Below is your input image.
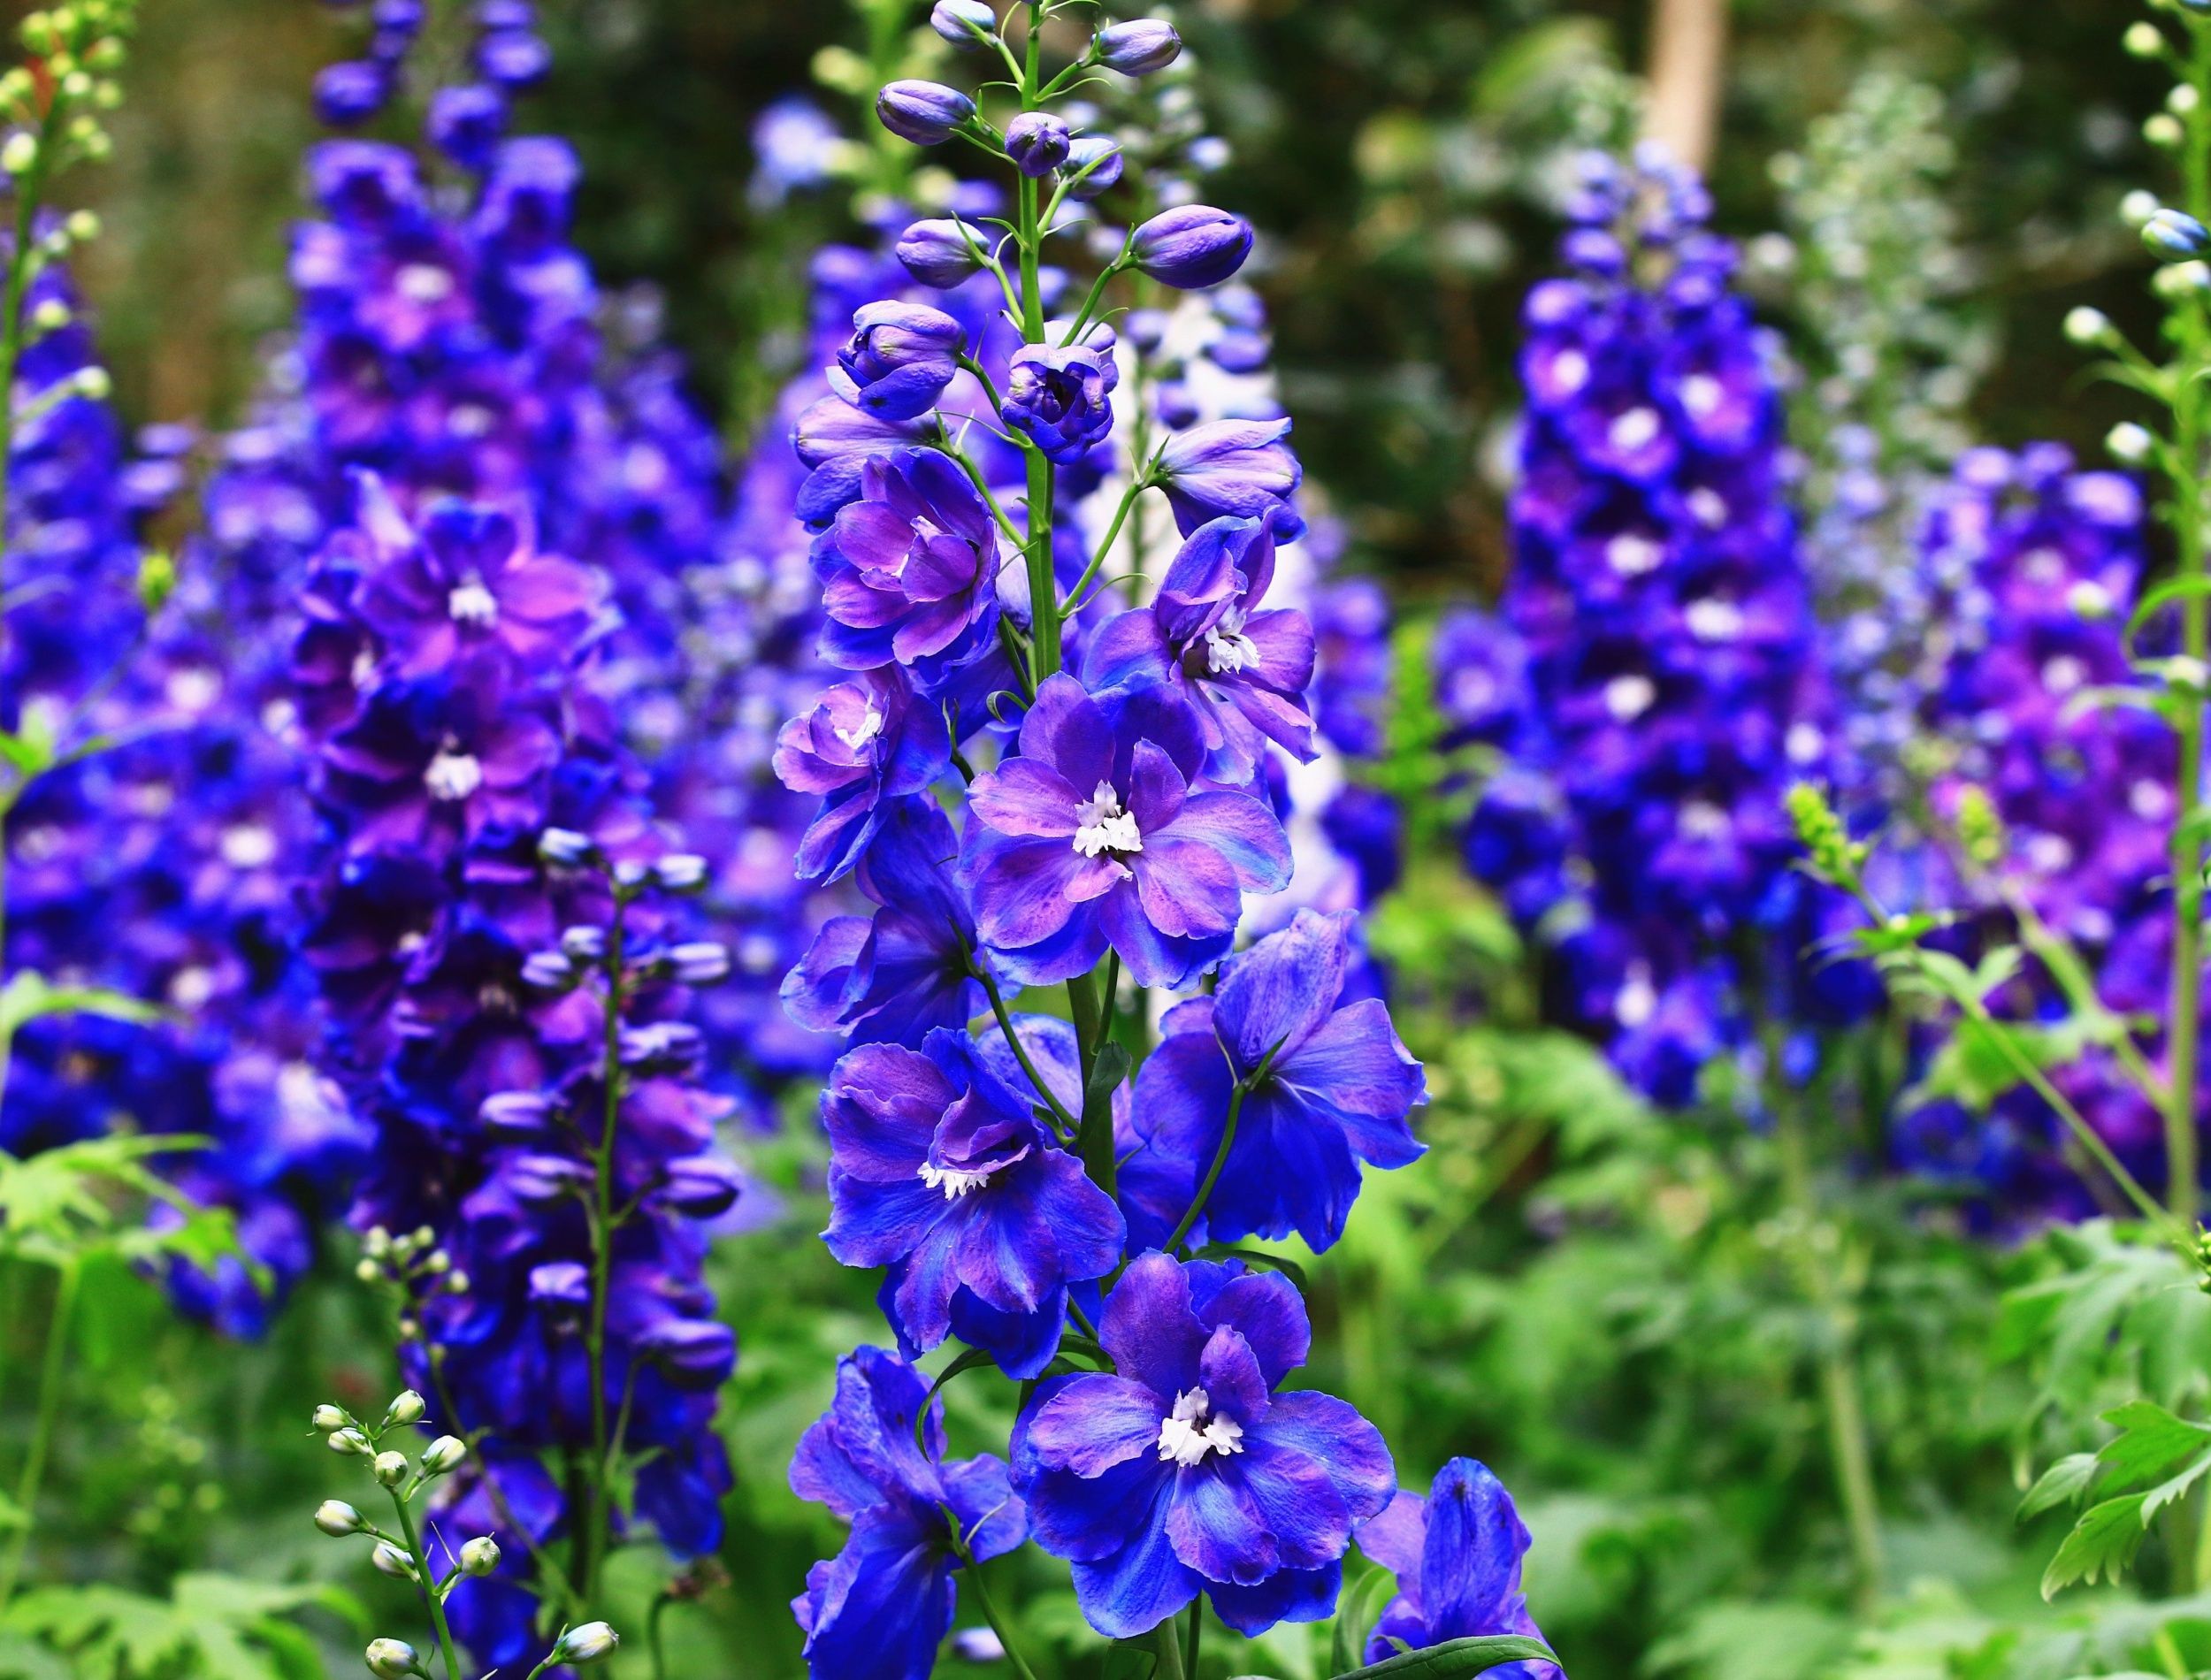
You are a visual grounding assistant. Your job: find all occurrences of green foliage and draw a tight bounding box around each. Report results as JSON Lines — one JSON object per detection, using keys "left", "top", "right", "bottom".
{"left": 0, "top": 1575, "right": 357, "bottom": 1680}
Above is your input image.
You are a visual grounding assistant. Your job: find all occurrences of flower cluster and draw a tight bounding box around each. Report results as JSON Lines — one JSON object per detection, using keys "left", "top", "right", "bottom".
{"left": 1894, "top": 446, "right": 2169, "bottom": 1210}
{"left": 1446, "top": 147, "right": 1856, "bottom": 1106}
{"left": 295, "top": 473, "right": 740, "bottom": 1673}
{"left": 775, "top": 9, "right": 1555, "bottom": 1676}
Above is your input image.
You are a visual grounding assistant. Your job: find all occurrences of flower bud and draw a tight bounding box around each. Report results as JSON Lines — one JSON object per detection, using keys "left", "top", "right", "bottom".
{"left": 1004, "top": 111, "right": 1071, "bottom": 178}
{"left": 876, "top": 80, "right": 975, "bottom": 147}
{"left": 458, "top": 1536, "right": 501, "bottom": 1577}
{"left": 73, "top": 366, "right": 110, "bottom": 401}
{"left": 136, "top": 549, "right": 177, "bottom": 613}
{"left": 364, "top": 1638, "right": 425, "bottom": 1680}
{"left": 669, "top": 942, "right": 732, "bottom": 986}
{"left": 652, "top": 853, "right": 709, "bottom": 891}
{"left": 479, "top": 1090, "right": 554, "bottom": 1135}
{"left": 660, "top": 1153, "right": 745, "bottom": 1218}
{"left": 560, "top": 924, "right": 608, "bottom": 960}
{"left": 312, "top": 1404, "right": 350, "bottom": 1433}
{"left": 1131, "top": 204, "right": 1253, "bottom": 289}
{"left": 329, "top": 1427, "right": 372, "bottom": 1456}
{"left": 2146, "top": 112, "right": 2186, "bottom": 149}
{"left": 422, "top": 1435, "right": 468, "bottom": 1475}
{"left": 2126, "top": 20, "right": 2166, "bottom": 55}
{"left": 929, "top": 0, "right": 995, "bottom": 48}
{"left": 371, "top": 1451, "right": 409, "bottom": 1487}
{"left": 520, "top": 948, "right": 579, "bottom": 990}
{"left": 1095, "top": 19, "right": 1181, "bottom": 74}
{"left": 895, "top": 217, "right": 984, "bottom": 287}
{"left": 552, "top": 1623, "right": 620, "bottom": 1665}
{"left": 2108, "top": 421, "right": 2157, "bottom": 465}
{"left": 382, "top": 1390, "right": 426, "bottom": 1428}
{"left": 2144, "top": 207, "right": 2211, "bottom": 261}
{"left": 2063, "top": 306, "right": 2115, "bottom": 347}
{"left": 315, "top": 1500, "right": 369, "bottom": 1537}
{"left": 538, "top": 827, "right": 598, "bottom": 867}
{"left": 371, "top": 1541, "right": 418, "bottom": 1581}
{"left": 1062, "top": 135, "right": 1122, "bottom": 199}
{"left": 2122, "top": 188, "right": 2162, "bottom": 227}
{"left": 2157, "top": 259, "right": 2211, "bottom": 297}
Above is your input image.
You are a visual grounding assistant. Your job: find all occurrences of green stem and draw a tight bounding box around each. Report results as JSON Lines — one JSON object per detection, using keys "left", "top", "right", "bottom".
{"left": 1164, "top": 1080, "right": 1247, "bottom": 1255}
{"left": 972, "top": 961, "right": 1079, "bottom": 1137}
{"left": 1772, "top": 1096, "right": 1883, "bottom": 1612}
{"left": 391, "top": 1489, "right": 466, "bottom": 1680}
{"left": 1061, "top": 477, "right": 1148, "bottom": 622}
{"left": 949, "top": 1537, "right": 1040, "bottom": 1680}
{"left": 0, "top": 1256, "right": 75, "bottom": 1611}
{"left": 1182, "top": 1598, "right": 1202, "bottom": 1677}
{"left": 581, "top": 896, "right": 630, "bottom": 1602}
{"left": 647, "top": 1591, "right": 675, "bottom": 1680}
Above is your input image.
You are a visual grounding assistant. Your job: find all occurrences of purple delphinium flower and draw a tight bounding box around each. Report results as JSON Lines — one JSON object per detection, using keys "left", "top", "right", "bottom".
{"left": 1004, "top": 335, "right": 1117, "bottom": 464}
{"left": 838, "top": 302, "right": 968, "bottom": 422}
{"left": 1014, "top": 1252, "right": 1395, "bottom": 1638}
{"left": 792, "top": 1348, "right": 1027, "bottom": 1680}
{"left": 960, "top": 674, "right": 1292, "bottom": 989}
{"left": 811, "top": 447, "right": 1000, "bottom": 675}
{"left": 1131, "top": 205, "right": 1254, "bottom": 289}
{"left": 783, "top": 797, "right": 987, "bottom": 1048}
{"left": 1085, "top": 514, "right": 1316, "bottom": 782}
{"left": 773, "top": 669, "right": 952, "bottom": 882}
{"left": 1154, "top": 418, "right": 1304, "bottom": 539}
{"left": 1119, "top": 908, "right": 1424, "bottom": 1251}
{"left": 822, "top": 1021, "right": 1124, "bottom": 1377}
{"left": 1358, "top": 1458, "right": 1561, "bottom": 1677}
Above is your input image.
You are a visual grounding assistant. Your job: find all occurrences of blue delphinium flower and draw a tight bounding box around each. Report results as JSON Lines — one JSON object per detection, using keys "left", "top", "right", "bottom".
{"left": 1014, "top": 1252, "right": 1395, "bottom": 1638}
{"left": 1358, "top": 1458, "right": 1562, "bottom": 1678}
{"left": 822, "top": 1021, "right": 1123, "bottom": 1377}
{"left": 1450, "top": 147, "right": 1848, "bottom": 1106}
{"left": 791, "top": 1348, "right": 1027, "bottom": 1680}
{"left": 1119, "top": 908, "right": 1425, "bottom": 1251}
{"left": 959, "top": 673, "right": 1292, "bottom": 989}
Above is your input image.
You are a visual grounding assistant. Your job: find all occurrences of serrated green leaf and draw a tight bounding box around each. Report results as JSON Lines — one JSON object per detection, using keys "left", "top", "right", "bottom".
{"left": 2042, "top": 1493, "right": 2151, "bottom": 1599}
{"left": 1327, "top": 1636, "right": 1561, "bottom": 1679}
{"left": 2019, "top": 1452, "right": 2099, "bottom": 1521}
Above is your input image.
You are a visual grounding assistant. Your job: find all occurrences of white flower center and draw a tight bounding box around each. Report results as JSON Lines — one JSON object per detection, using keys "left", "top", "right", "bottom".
{"left": 1679, "top": 799, "right": 1731, "bottom": 840}
{"left": 1685, "top": 599, "right": 1743, "bottom": 641}
{"left": 396, "top": 263, "right": 455, "bottom": 303}
{"left": 425, "top": 745, "right": 484, "bottom": 802}
{"left": 1073, "top": 781, "right": 1143, "bottom": 858}
{"left": 1549, "top": 347, "right": 1589, "bottom": 395}
{"left": 1609, "top": 406, "right": 1662, "bottom": 453}
{"left": 1606, "top": 533, "right": 1663, "bottom": 577}
{"left": 2041, "top": 655, "right": 2087, "bottom": 695}
{"left": 1203, "top": 622, "right": 1261, "bottom": 675}
{"left": 2025, "top": 832, "right": 2074, "bottom": 874}
{"left": 1155, "top": 1387, "right": 1244, "bottom": 1468}
{"left": 1615, "top": 969, "right": 1656, "bottom": 1028}
{"left": 919, "top": 1162, "right": 995, "bottom": 1200}
{"left": 220, "top": 823, "right": 279, "bottom": 868}
{"left": 1603, "top": 674, "right": 1656, "bottom": 722}
{"left": 448, "top": 576, "right": 499, "bottom": 626}
{"left": 1679, "top": 373, "right": 1724, "bottom": 417}
{"left": 1687, "top": 486, "right": 1729, "bottom": 529}
{"left": 833, "top": 703, "right": 885, "bottom": 753}
{"left": 1786, "top": 722, "right": 1825, "bottom": 764}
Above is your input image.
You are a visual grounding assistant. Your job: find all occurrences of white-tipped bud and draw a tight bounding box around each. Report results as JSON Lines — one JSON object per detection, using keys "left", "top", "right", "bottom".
{"left": 383, "top": 1390, "right": 426, "bottom": 1428}
{"left": 329, "top": 1427, "right": 372, "bottom": 1456}
{"left": 62, "top": 209, "right": 96, "bottom": 243}
{"left": 421, "top": 1435, "right": 467, "bottom": 1475}
{"left": 72, "top": 366, "right": 109, "bottom": 401}
{"left": 2147, "top": 112, "right": 2186, "bottom": 149}
{"left": 2173, "top": 82, "right": 2202, "bottom": 116}
{"left": 355, "top": 1258, "right": 381, "bottom": 1284}
{"left": 553, "top": 1623, "right": 620, "bottom": 1665}
{"left": 2156, "top": 259, "right": 2211, "bottom": 297}
{"left": 314, "top": 1500, "right": 368, "bottom": 1537}
{"left": 445, "top": 1271, "right": 471, "bottom": 1295}
{"left": 458, "top": 1536, "right": 501, "bottom": 1577}
{"left": 28, "top": 298, "right": 66, "bottom": 333}
{"left": 2128, "top": 20, "right": 2168, "bottom": 55}
{"left": 364, "top": 1638, "right": 424, "bottom": 1680}
{"left": 371, "top": 1451, "right": 409, "bottom": 1488}
{"left": 2064, "top": 306, "right": 2115, "bottom": 347}
{"left": 311, "top": 1404, "right": 349, "bottom": 1433}
{"left": 1, "top": 133, "right": 37, "bottom": 176}
{"left": 2108, "top": 420, "right": 2157, "bottom": 465}
{"left": 2123, "top": 188, "right": 2163, "bottom": 227}
{"left": 364, "top": 1226, "right": 392, "bottom": 1256}
{"left": 371, "top": 1541, "right": 418, "bottom": 1581}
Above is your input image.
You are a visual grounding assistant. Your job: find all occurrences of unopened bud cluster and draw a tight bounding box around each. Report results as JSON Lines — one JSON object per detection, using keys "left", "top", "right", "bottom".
{"left": 1786, "top": 783, "right": 1866, "bottom": 889}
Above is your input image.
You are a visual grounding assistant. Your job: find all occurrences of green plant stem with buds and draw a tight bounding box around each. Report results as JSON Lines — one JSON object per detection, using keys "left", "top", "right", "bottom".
{"left": 388, "top": 1485, "right": 464, "bottom": 1680}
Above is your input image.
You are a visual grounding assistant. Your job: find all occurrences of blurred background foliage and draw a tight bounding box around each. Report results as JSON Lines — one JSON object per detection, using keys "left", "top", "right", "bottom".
{"left": 8, "top": 2, "right": 2211, "bottom": 1678}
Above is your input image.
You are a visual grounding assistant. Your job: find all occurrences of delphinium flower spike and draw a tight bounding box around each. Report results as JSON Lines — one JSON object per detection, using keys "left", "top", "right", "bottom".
{"left": 770, "top": 5, "right": 1563, "bottom": 1677}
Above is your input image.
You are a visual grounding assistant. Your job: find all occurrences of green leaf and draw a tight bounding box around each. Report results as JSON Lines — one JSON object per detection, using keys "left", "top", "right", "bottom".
{"left": 2092, "top": 1401, "right": 2211, "bottom": 1517}
{"left": 2125, "top": 571, "right": 2211, "bottom": 653}
{"left": 1327, "top": 1636, "right": 1562, "bottom": 1678}
{"left": 1197, "top": 1245, "right": 1310, "bottom": 1293}
{"left": 0, "top": 730, "right": 48, "bottom": 779}
{"left": 2018, "top": 1452, "right": 2099, "bottom": 1521}
{"left": 1105, "top": 1640, "right": 1161, "bottom": 1680}
{"left": 0, "top": 971, "right": 164, "bottom": 1039}
{"left": 2041, "top": 1493, "right": 2152, "bottom": 1599}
